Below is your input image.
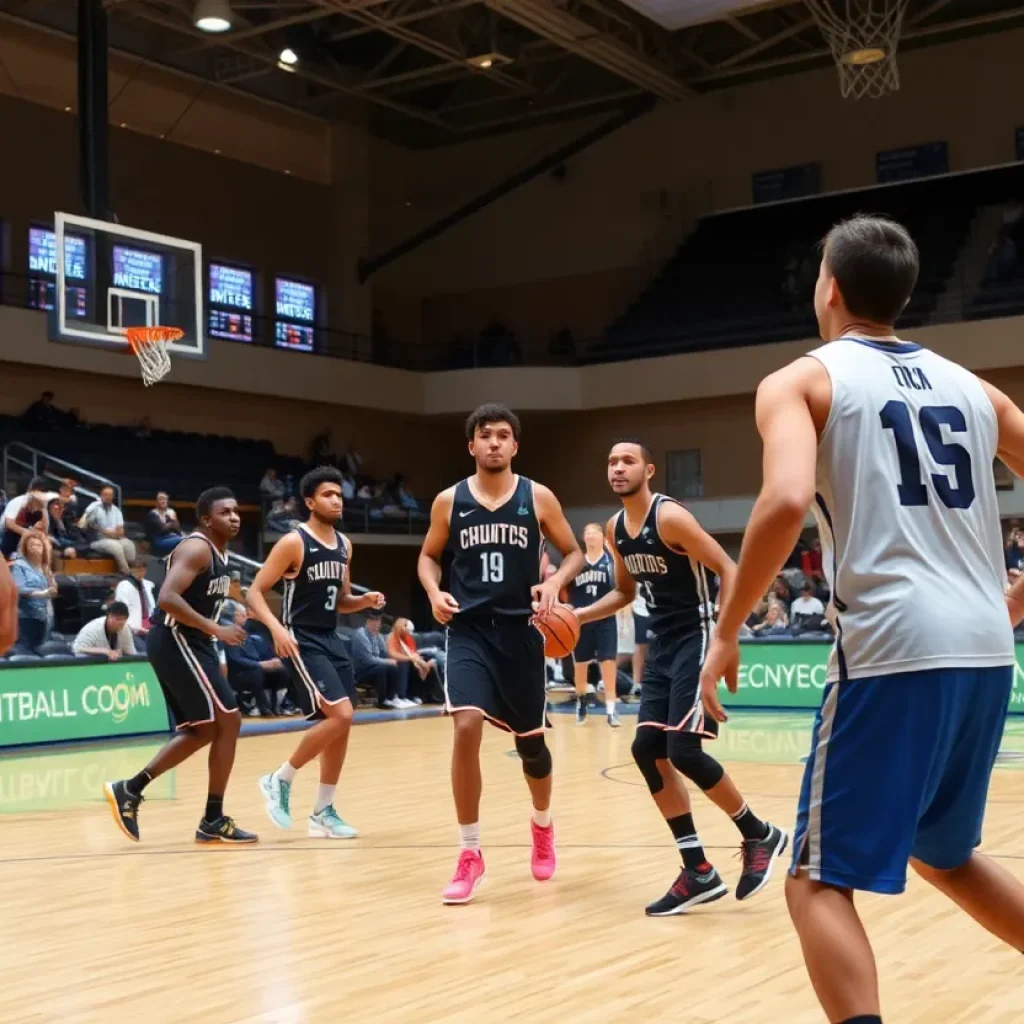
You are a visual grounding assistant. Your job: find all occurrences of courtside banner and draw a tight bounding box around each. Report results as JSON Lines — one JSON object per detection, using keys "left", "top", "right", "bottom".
{"left": 0, "top": 660, "right": 171, "bottom": 747}
{"left": 724, "top": 641, "right": 1024, "bottom": 714}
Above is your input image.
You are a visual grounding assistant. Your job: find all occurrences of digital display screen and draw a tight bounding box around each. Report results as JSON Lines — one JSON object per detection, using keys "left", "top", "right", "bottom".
{"left": 112, "top": 246, "right": 163, "bottom": 295}
{"left": 274, "top": 321, "right": 314, "bottom": 353}
{"left": 208, "top": 264, "right": 254, "bottom": 343}
{"left": 275, "top": 278, "right": 315, "bottom": 322}
{"left": 27, "top": 228, "right": 88, "bottom": 316}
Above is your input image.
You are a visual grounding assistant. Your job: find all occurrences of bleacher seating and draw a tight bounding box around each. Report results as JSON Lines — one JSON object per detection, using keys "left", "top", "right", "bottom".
{"left": 593, "top": 163, "right": 1024, "bottom": 364}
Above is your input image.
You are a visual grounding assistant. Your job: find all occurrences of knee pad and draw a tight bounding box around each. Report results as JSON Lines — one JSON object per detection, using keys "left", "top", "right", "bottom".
{"left": 631, "top": 726, "right": 668, "bottom": 794}
{"left": 515, "top": 734, "right": 552, "bottom": 779}
{"left": 668, "top": 733, "right": 725, "bottom": 792}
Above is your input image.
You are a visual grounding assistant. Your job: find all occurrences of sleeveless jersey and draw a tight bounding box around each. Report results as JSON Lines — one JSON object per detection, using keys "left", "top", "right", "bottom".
{"left": 152, "top": 533, "right": 231, "bottom": 646}
{"left": 282, "top": 526, "right": 349, "bottom": 631}
{"left": 569, "top": 551, "right": 614, "bottom": 609}
{"left": 810, "top": 335, "right": 1013, "bottom": 682}
{"left": 613, "top": 494, "right": 709, "bottom": 641}
{"left": 444, "top": 475, "right": 543, "bottom": 619}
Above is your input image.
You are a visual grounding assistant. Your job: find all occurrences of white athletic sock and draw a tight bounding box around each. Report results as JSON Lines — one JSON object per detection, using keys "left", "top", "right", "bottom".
{"left": 730, "top": 802, "right": 748, "bottom": 820}
{"left": 459, "top": 822, "right": 480, "bottom": 851}
{"left": 314, "top": 783, "right": 336, "bottom": 814}
{"left": 275, "top": 761, "right": 298, "bottom": 784}
{"left": 532, "top": 807, "right": 552, "bottom": 828}
{"left": 606, "top": 699, "right": 616, "bottom": 714}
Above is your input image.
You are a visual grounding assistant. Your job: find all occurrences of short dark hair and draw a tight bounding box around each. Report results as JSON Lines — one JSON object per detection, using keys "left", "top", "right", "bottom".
{"left": 156, "top": 490, "right": 168, "bottom": 499}
{"left": 99, "top": 484, "right": 115, "bottom": 495}
{"left": 196, "top": 486, "right": 235, "bottom": 519}
{"left": 611, "top": 438, "right": 654, "bottom": 464}
{"left": 107, "top": 601, "right": 130, "bottom": 618}
{"left": 822, "top": 215, "right": 919, "bottom": 326}
{"left": 465, "top": 403, "right": 520, "bottom": 441}
{"left": 300, "top": 465, "right": 344, "bottom": 500}
{"left": 28, "top": 476, "right": 49, "bottom": 492}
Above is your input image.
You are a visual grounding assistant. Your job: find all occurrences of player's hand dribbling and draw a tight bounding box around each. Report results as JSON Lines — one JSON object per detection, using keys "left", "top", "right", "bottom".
{"left": 430, "top": 590, "right": 460, "bottom": 625}
{"left": 214, "top": 622, "right": 247, "bottom": 647}
{"left": 699, "top": 632, "right": 740, "bottom": 723}
{"left": 363, "top": 591, "right": 386, "bottom": 611}
{"left": 530, "top": 579, "right": 561, "bottom": 619}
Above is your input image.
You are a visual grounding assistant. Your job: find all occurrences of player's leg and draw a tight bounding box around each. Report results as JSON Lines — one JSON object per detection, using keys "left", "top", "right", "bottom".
{"left": 599, "top": 660, "right": 620, "bottom": 727}
{"left": 307, "top": 654, "right": 359, "bottom": 838}
{"left": 196, "top": 700, "right": 258, "bottom": 843}
{"left": 908, "top": 666, "right": 1024, "bottom": 951}
{"left": 573, "top": 658, "right": 589, "bottom": 724}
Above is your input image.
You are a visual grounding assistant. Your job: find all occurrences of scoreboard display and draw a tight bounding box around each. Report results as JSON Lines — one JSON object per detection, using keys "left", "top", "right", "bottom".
{"left": 28, "top": 227, "right": 88, "bottom": 317}
{"left": 208, "top": 263, "right": 254, "bottom": 343}
{"left": 274, "top": 277, "right": 315, "bottom": 352}
{"left": 112, "top": 246, "right": 164, "bottom": 295}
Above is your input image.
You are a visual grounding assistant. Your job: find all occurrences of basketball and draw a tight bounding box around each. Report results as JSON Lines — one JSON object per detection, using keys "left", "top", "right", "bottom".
{"left": 536, "top": 604, "right": 580, "bottom": 658}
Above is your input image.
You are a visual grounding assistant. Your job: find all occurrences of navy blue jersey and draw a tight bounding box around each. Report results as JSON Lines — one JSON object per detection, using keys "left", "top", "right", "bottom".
{"left": 282, "top": 526, "right": 349, "bottom": 631}
{"left": 152, "top": 533, "right": 231, "bottom": 647}
{"left": 443, "top": 475, "right": 543, "bottom": 619}
{"left": 613, "top": 494, "right": 708, "bottom": 639}
{"left": 568, "top": 550, "right": 614, "bottom": 609}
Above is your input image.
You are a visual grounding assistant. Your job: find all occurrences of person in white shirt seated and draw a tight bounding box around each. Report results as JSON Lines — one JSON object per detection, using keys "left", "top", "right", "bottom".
{"left": 789, "top": 581, "right": 828, "bottom": 635}
{"left": 73, "top": 601, "right": 135, "bottom": 660}
{"left": 115, "top": 559, "right": 158, "bottom": 654}
{"left": 78, "top": 485, "right": 135, "bottom": 573}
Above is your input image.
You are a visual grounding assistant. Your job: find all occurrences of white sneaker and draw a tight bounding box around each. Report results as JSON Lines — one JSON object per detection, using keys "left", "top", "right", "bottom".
{"left": 383, "top": 698, "right": 400, "bottom": 709}
{"left": 411, "top": 697, "right": 423, "bottom": 706}
{"left": 398, "top": 697, "right": 416, "bottom": 709}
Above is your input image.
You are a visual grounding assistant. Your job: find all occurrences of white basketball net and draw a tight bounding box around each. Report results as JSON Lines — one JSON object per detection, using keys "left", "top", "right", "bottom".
{"left": 125, "top": 328, "right": 176, "bottom": 386}
{"left": 806, "top": 0, "right": 911, "bottom": 100}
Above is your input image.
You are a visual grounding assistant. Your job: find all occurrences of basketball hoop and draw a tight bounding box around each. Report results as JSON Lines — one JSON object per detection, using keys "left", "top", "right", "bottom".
{"left": 123, "top": 326, "right": 179, "bottom": 386}
{"left": 806, "top": 0, "right": 911, "bottom": 100}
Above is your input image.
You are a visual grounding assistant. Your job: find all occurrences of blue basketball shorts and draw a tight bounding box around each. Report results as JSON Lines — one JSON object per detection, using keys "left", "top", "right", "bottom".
{"left": 790, "top": 665, "right": 1012, "bottom": 895}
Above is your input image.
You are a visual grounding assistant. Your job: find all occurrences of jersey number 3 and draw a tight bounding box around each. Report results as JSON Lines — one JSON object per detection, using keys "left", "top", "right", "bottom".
{"left": 879, "top": 401, "right": 975, "bottom": 509}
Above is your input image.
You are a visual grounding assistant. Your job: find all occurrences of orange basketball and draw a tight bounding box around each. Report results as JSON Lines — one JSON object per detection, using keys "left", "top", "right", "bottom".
{"left": 536, "top": 604, "right": 580, "bottom": 658}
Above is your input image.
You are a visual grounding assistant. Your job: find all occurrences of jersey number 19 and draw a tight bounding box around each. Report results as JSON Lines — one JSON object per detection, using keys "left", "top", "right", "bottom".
{"left": 480, "top": 552, "right": 504, "bottom": 583}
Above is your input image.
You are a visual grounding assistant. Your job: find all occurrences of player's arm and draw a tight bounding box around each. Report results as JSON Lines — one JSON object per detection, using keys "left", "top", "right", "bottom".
{"left": 716, "top": 362, "right": 819, "bottom": 640}
{"left": 0, "top": 558, "right": 18, "bottom": 654}
{"left": 576, "top": 517, "right": 635, "bottom": 625}
{"left": 658, "top": 501, "right": 736, "bottom": 614}
{"left": 336, "top": 535, "right": 385, "bottom": 614}
{"left": 417, "top": 488, "right": 460, "bottom": 624}
{"left": 533, "top": 484, "right": 585, "bottom": 615}
{"left": 246, "top": 531, "right": 304, "bottom": 658}
{"left": 158, "top": 538, "right": 245, "bottom": 646}
{"left": 980, "top": 378, "right": 1024, "bottom": 480}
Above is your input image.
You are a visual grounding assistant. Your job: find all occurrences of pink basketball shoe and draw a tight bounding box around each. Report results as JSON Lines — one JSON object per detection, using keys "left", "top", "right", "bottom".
{"left": 530, "top": 820, "right": 556, "bottom": 881}
{"left": 442, "top": 849, "right": 486, "bottom": 904}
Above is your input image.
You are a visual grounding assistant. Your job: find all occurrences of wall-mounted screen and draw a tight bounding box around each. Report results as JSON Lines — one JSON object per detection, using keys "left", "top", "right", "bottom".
{"left": 112, "top": 246, "right": 164, "bottom": 295}
{"left": 274, "top": 277, "right": 315, "bottom": 352}
{"left": 208, "top": 263, "right": 254, "bottom": 343}
{"left": 27, "top": 227, "right": 88, "bottom": 316}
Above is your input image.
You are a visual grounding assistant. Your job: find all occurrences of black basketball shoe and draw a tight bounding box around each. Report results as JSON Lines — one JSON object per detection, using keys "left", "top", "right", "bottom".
{"left": 575, "top": 696, "right": 587, "bottom": 725}
{"left": 736, "top": 823, "right": 789, "bottom": 901}
{"left": 104, "top": 779, "right": 143, "bottom": 842}
{"left": 645, "top": 866, "right": 728, "bottom": 916}
{"left": 195, "top": 816, "right": 259, "bottom": 845}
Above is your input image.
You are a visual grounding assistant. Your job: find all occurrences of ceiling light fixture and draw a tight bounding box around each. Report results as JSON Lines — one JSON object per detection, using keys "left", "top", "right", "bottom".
{"left": 279, "top": 48, "right": 298, "bottom": 66}
{"left": 194, "top": 0, "right": 232, "bottom": 33}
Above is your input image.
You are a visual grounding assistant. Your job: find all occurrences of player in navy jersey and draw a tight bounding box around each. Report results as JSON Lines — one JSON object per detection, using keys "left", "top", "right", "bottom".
{"left": 247, "top": 466, "right": 385, "bottom": 839}
{"left": 104, "top": 487, "right": 258, "bottom": 845}
{"left": 576, "top": 442, "right": 785, "bottom": 915}
{"left": 703, "top": 215, "right": 1024, "bottom": 1023}
{"left": 418, "top": 403, "right": 584, "bottom": 904}
{"left": 565, "top": 522, "right": 620, "bottom": 727}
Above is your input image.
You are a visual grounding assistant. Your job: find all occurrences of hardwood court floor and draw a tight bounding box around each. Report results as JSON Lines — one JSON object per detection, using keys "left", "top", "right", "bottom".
{"left": 2, "top": 711, "right": 1024, "bottom": 1024}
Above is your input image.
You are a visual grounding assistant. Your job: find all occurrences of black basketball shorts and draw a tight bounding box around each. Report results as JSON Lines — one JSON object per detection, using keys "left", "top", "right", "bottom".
{"left": 637, "top": 626, "right": 717, "bottom": 739}
{"left": 285, "top": 626, "right": 357, "bottom": 720}
{"left": 444, "top": 616, "right": 548, "bottom": 737}
{"left": 147, "top": 623, "right": 238, "bottom": 729}
{"left": 574, "top": 619, "right": 617, "bottom": 665}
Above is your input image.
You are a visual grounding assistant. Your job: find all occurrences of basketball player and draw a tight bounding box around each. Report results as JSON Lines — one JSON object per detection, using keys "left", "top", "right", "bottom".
{"left": 565, "top": 523, "right": 620, "bottom": 727}
{"left": 702, "top": 215, "right": 1024, "bottom": 1024}
{"left": 417, "top": 403, "right": 584, "bottom": 904}
{"left": 104, "top": 487, "right": 257, "bottom": 844}
{"left": 247, "top": 466, "right": 385, "bottom": 839}
{"left": 576, "top": 442, "right": 786, "bottom": 915}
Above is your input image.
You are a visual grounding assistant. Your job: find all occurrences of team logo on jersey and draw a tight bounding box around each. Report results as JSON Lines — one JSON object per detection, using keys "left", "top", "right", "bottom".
{"left": 517, "top": 505, "right": 529, "bottom": 516}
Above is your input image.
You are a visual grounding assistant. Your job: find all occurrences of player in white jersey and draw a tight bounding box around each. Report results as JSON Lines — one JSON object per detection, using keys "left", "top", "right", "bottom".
{"left": 701, "top": 215, "right": 1024, "bottom": 1024}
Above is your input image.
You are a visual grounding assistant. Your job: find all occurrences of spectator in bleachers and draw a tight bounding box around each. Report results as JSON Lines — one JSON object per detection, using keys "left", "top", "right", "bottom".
{"left": 72, "top": 601, "right": 134, "bottom": 659}
{"left": 1006, "top": 527, "right": 1024, "bottom": 577}
{"left": 2, "top": 478, "right": 50, "bottom": 560}
{"left": 393, "top": 475, "right": 420, "bottom": 513}
{"left": 265, "top": 497, "right": 300, "bottom": 536}
{"left": 145, "top": 491, "right": 184, "bottom": 556}
{"left": 800, "top": 537, "right": 825, "bottom": 584}
{"left": 341, "top": 471, "right": 356, "bottom": 501}
{"left": 47, "top": 498, "right": 87, "bottom": 563}
{"left": 220, "top": 603, "right": 291, "bottom": 716}
{"left": 21, "top": 391, "right": 60, "bottom": 432}
{"left": 352, "top": 609, "right": 412, "bottom": 709}
{"left": 259, "top": 468, "right": 285, "bottom": 503}
{"left": 11, "top": 532, "right": 55, "bottom": 653}
{"left": 387, "top": 617, "right": 442, "bottom": 705}
{"left": 79, "top": 485, "right": 135, "bottom": 573}
{"left": 770, "top": 575, "right": 794, "bottom": 612}
{"left": 57, "top": 479, "right": 80, "bottom": 523}
{"left": 751, "top": 602, "right": 789, "bottom": 637}
{"left": 115, "top": 559, "right": 157, "bottom": 654}
{"left": 790, "top": 582, "right": 828, "bottom": 635}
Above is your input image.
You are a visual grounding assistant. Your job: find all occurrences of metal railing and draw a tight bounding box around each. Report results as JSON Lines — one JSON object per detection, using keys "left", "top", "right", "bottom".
{"left": 2, "top": 441, "right": 122, "bottom": 507}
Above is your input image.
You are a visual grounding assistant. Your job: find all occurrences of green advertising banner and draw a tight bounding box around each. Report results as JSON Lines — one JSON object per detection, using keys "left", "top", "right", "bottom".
{"left": 0, "top": 660, "right": 171, "bottom": 747}
{"left": 726, "top": 642, "right": 1024, "bottom": 714}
